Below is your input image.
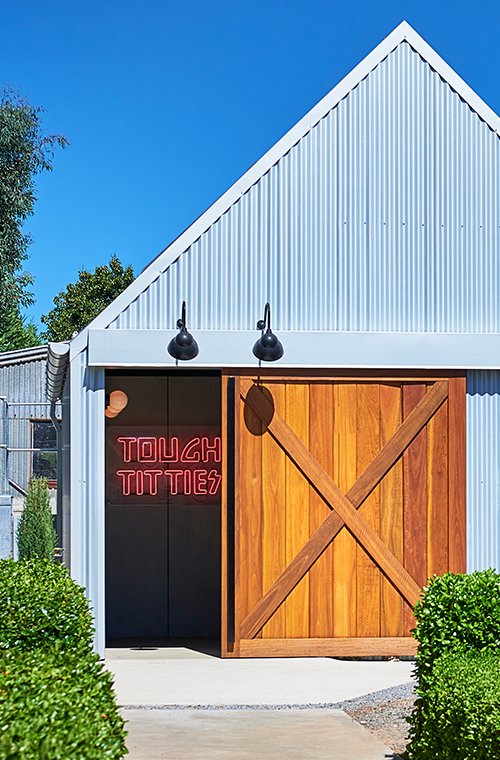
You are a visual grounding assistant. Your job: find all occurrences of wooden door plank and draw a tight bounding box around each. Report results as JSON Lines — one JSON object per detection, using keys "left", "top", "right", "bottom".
{"left": 448, "top": 375, "right": 466, "bottom": 573}
{"left": 356, "top": 384, "right": 381, "bottom": 638}
{"left": 221, "top": 375, "right": 228, "bottom": 653}
{"left": 427, "top": 398, "right": 449, "bottom": 578}
{"left": 333, "top": 383, "right": 357, "bottom": 637}
{"left": 233, "top": 376, "right": 241, "bottom": 655}
{"left": 239, "top": 379, "right": 263, "bottom": 638}
{"left": 347, "top": 381, "right": 448, "bottom": 507}
{"left": 380, "top": 383, "right": 404, "bottom": 638}
{"left": 403, "top": 384, "right": 428, "bottom": 634}
{"left": 309, "top": 384, "right": 334, "bottom": 638}
{"left": 239, "top": 380, "right": 425, "bottom": 639}
{"left": 239, "top": 637, "right": 418, "bottom": 658}
{"left": 261, "top": 382, "right": 287, "bottom": 638}
{"left": 285, "top": 383, "right": 310, "bottom": 638}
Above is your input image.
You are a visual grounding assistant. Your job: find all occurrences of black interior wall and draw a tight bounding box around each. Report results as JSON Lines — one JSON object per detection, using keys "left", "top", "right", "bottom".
{"left": 105, "top": 371, "right": 221, "bottom": 640}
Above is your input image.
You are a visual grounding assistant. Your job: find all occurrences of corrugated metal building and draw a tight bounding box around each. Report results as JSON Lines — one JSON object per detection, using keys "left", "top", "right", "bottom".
{"left": 61, "top": 22, "right": 500, "bottom": 657}
{"left": 0, "top": 346, "right": 59, "bottom": 558}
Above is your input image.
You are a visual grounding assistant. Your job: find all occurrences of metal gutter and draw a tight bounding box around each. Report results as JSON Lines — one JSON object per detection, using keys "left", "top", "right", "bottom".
{"left": 46, "top": 343, "right": 70, "bottom": 403}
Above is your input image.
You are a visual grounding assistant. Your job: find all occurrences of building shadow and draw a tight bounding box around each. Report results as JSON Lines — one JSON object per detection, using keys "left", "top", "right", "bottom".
{"left": 106, "top": 636, "right": 221, "bottom": 658}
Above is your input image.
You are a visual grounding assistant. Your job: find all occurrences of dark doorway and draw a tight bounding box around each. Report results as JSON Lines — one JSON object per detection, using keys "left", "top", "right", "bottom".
{"left": 105, "top": 371, "right": 221, "bottom": 643}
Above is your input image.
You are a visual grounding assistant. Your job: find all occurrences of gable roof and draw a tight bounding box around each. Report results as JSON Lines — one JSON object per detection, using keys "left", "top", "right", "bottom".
{"left": 72, "top": 21, "right": 500, "bottom": 356}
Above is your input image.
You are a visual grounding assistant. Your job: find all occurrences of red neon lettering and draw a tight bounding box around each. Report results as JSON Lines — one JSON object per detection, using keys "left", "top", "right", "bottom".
{"left": 117, "top": 470, "right": 135, "bottom": 495}
{"left": 118, "top": 437, "right": 136, "bottom": 462}
{"left": 159, "top": 436, "right": 179, "bottom": 462}
{"left": 136, "top": 470, "right": 144, "bottom": 495}
{"left": 193, "top": 469, "right": 208, "bottom": 494}
{"left": 137, "top": 437, "right": 157, "bottom": 462}
{"left": 144, "top": 470, "right": 163, "bottom": 496}
{"left": 184, "top": 470, "right": 192, "bottom": 495}
{"left": 164, "top": 470, "right": 183, "bottom": 495}
{"left": 207, "top": 469, "right": 222, "bottom": 495}
{"left": 201, "top": 437, "right": 221, "bottom": 463}
{"left": 180, "top": 437, "right": 201, "bottom": 462}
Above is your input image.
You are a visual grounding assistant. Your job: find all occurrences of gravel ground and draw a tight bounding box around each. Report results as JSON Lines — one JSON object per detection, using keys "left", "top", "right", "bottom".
{"left": 334, "top": 681, "right": 416, "bottom": 757}
{"left": 122, "top": 681, "right": 417, "bottom": 757}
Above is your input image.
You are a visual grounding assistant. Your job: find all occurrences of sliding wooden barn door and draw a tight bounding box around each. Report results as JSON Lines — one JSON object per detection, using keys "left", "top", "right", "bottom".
{"left": 221, "top": 373, "right": 466, "bottom": 658}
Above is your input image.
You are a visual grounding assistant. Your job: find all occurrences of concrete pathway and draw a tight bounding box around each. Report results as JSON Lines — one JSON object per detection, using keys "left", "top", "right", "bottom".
{"left": 107, "top": 646, "right": 412, "bottom": 758}
{"left": 121, "top": 708, "right": 399, "bottom": 760}
{"left": 106, "top": 647, "right": 414, "bottom": 706}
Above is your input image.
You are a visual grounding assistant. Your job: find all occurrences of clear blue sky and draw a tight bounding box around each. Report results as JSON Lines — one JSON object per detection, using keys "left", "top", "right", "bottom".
{"left": 2, "top": 0, "right": 500, "bottom": 328}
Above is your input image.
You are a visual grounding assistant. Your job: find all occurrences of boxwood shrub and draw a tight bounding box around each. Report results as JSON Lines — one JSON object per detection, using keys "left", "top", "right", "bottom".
{"left": 0, "top": 558, "right": 94, "bottom": 652}
{"left": 406, "top": 651, "right": 500, "bottom": 760}
{"left": 0, "top": 645, "right": 127, "bottom": 760}
{"left": 412, "top": 569, "right": 500, "bottom": 688}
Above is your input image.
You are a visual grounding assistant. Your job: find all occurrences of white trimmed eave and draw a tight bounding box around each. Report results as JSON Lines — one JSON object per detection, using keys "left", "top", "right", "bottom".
{"left": 87, "top": 329, "right": 500, "bottom": 370}
{"left": 71, "top": 20, "right": 500, "bottom": 362}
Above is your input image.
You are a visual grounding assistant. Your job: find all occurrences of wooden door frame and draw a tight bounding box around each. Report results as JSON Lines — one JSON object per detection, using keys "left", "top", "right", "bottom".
{"left": 221, "top": 369, "right": 466, "bottom": 658}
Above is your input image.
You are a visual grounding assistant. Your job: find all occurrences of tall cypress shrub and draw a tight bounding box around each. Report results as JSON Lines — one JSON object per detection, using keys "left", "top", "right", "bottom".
{"left": 16, "top": 477, "right": 56, "bottom": 560}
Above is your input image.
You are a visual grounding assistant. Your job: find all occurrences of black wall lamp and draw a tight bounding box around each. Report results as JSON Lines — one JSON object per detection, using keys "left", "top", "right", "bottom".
{"left": 167, "top": 301, "right": 199, "bottom": 361}
{"left": 252, "top": 302, "right": 284, "bottom": 362}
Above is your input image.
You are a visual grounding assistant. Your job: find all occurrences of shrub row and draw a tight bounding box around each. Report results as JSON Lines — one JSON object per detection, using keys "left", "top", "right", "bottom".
{"left": 0, "top": 558, "right": 94, "bottom": 652}
{"left": 412, "top": 569, "right": 500, "bottom": 689}
{"left": 407, "top": 651, "right": 500, "bottom": 760}
{"left": 407, "top": 570, "right": 500, "bottom": 759}
{"left": 0, "top": 646, "right": 127, "bottom": 760}
{"left": 0, "top": 558, "right": 128, "bottom": 760}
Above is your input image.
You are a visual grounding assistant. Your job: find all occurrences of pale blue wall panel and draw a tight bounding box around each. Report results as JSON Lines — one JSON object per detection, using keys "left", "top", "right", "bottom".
{"left": 467, "top": 371, "right": 500, "bottom": 572}
{"left": 69, "top": 353, "right": 105, "bottom": 655}
{"left": 110, "top": 41, "right": 500, "bottom": 334}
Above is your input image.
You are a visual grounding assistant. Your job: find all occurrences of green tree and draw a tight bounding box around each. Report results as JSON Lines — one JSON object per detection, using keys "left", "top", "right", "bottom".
{"left": 41, "top": 255, "right": 135, "bottom": 341}
{"left": 0, "top": 84, "right": 68, "bottom": 318}
{"left": 17, "top": 477, "right": 57, "bottom": 561}
{"left": 0, "top": 307, "right": 40, "bottom": 352}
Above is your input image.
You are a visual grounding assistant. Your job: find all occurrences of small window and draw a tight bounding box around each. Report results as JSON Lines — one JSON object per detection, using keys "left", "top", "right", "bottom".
{"left": 32, "top": 421, "right": 57, "bottom": 482}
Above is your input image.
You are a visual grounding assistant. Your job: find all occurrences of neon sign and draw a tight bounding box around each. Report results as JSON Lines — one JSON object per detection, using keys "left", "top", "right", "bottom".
{"left": 106, "top": 427, "right": 222, "bottom": 505}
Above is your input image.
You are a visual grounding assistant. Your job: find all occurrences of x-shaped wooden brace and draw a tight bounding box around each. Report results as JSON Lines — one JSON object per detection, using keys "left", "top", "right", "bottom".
{"left": 239, "top": 377, "right": 449, "bottom": 639}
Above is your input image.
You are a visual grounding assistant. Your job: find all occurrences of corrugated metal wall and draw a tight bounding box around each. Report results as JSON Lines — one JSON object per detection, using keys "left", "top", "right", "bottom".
{"left": 110, "top": 40, "right": 500, "bottom": 334}
{"left": 0, "top": 351, "right": 58, "bottom": 496}
{"left": 467, "top": 371, "right": 500, "bottom": 573}
{"left": 69, "top": 351, "right": 105, "bottom": 655}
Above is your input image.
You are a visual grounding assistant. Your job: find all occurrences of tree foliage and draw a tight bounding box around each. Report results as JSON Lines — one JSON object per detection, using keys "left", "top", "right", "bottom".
{"left": 41, "top": 255, "right": 135, "bottom": 341}
{"left": 0, "top": 84, "right": 68, "bottom": 317}
{"left": 0, "top": 308, "right": 40, "bottom": 352}
{"left": 17, "top": 478, "right": 57, "bottom": 561}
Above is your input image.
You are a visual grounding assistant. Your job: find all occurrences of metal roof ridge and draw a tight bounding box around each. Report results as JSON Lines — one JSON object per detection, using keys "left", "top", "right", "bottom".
{"left": 70, "top": 20, "right": 500, "bottom": 358}
{"left": 0, "top": 344, "right": 48, "bottom": 366}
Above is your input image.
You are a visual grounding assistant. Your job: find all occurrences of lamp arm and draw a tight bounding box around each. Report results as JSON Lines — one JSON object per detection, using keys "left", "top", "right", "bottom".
{"left": 177, "top": 300, "right": 187, "bottom": 330}
{"left": 256, "top": 302, "right": 271, "bottom": 331}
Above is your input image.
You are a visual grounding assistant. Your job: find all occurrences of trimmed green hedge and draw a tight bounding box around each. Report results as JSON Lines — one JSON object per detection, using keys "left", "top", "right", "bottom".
{"left": 406, "top": 570, "right": 500, "bottom": 759}
{"left": 406, "top": 651, "right": 500, "bottom": 760}
{"left": 412, "top": 569, "right": 500, "bottom": 688}
{"left": 0, "top": 559, "right": 94, "bottom": 652}
{"left": 0, "top": 645, "right": 128, "bottom": 760}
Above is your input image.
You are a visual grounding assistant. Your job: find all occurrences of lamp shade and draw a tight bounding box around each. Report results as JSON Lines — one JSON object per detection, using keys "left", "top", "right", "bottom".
{"left": 108, "top": 390, "right": 128, "bottom": 413}
{"left": 252, "top": 329, "right": 284, "bottom": 362}
{"left": 167, "top": 328, "right": 199, "bottom": 361}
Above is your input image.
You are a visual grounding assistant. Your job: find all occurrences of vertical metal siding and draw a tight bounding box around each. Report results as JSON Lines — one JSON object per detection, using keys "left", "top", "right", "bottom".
{"left": 467, "top": 371, "right": 500, "bottom": 573}
{"left": 0, "top": 356, "right": 50, "bottom": 418}
{"left": 109, "top": 41, "right": 500, "bottom": 334}
{"left": 0, "top": 355, "right": 58, "bottom": 496}
{"left": 70, "top": 352, "right": 105, "bottom": 656}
